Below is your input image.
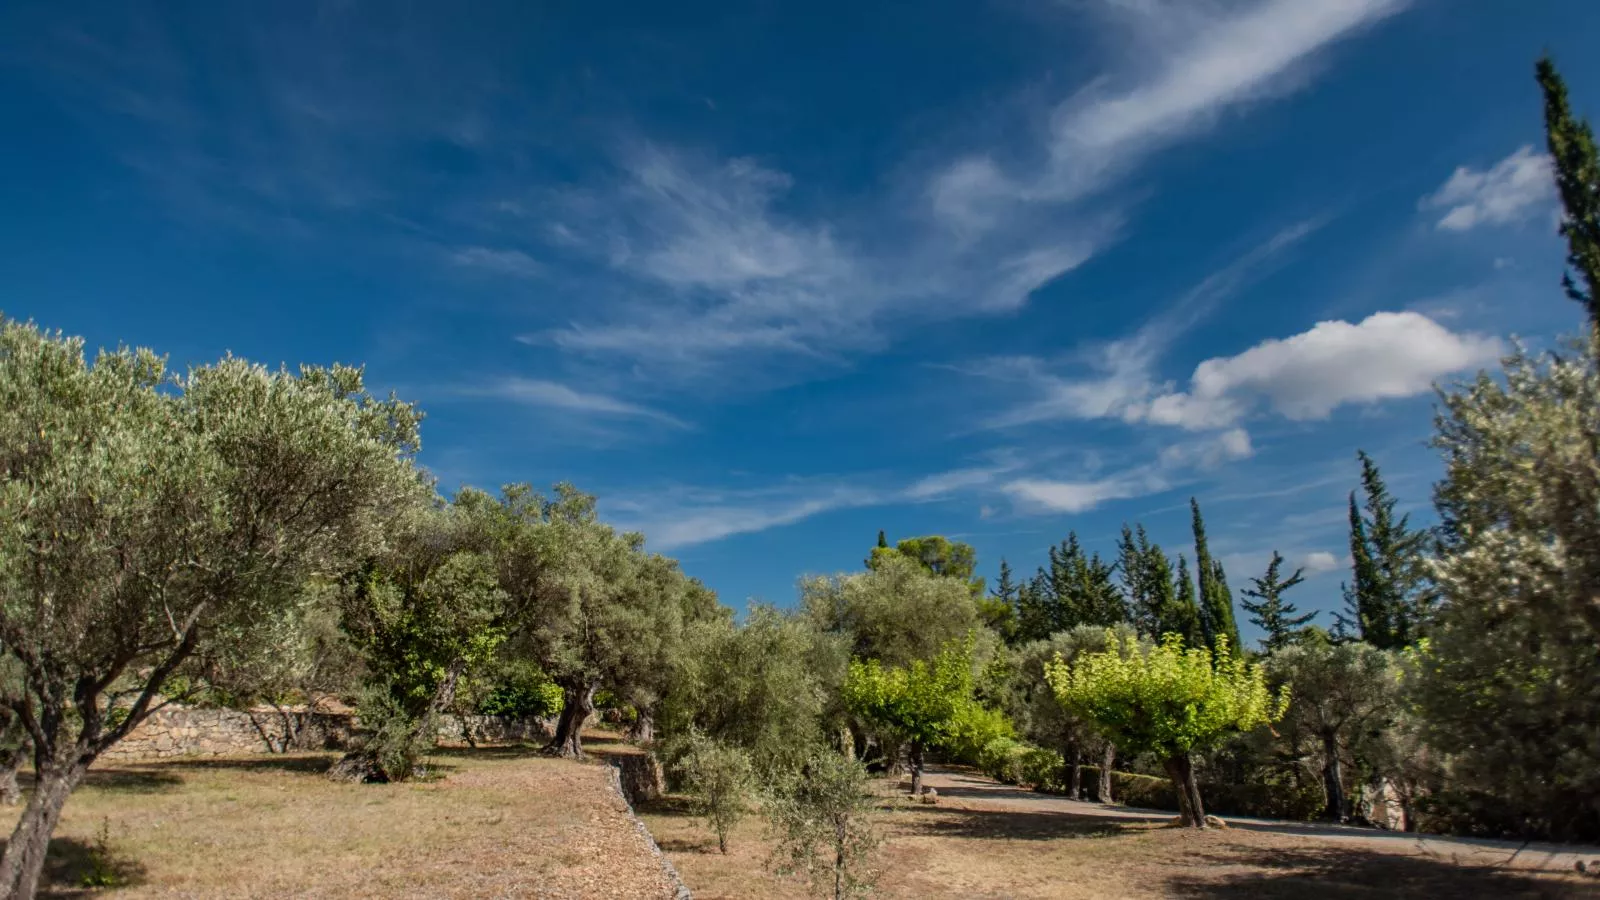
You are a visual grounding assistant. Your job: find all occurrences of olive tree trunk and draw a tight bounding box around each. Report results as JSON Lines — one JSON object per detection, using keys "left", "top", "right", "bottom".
{"left": 1321, "top": 730, "right": 1346, "bottom": 822}
{"left": 546, "top": 681, "right": 596, "bottom": 759}
{"left": 1162, "top": 753, "right": 1207, "bottom": 828}
{"left": 0, "top": 754, "right": 87, "bottom": 899}
{"left": 626, "top": 708, "right": 654, "bottom": 745}
{"left": 0, "top": 736, "right": 28, "bottom": 807}
{"left": 1098, "top": 742, "right": 1115, "bottom": 804}
{"left": 908, "top": 741, "right": 925, "bottom": 796}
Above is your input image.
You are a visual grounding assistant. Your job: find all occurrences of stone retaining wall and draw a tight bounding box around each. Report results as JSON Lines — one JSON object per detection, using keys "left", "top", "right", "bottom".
{"left": 101, "top": 705, "right": 553, "bottom": 761}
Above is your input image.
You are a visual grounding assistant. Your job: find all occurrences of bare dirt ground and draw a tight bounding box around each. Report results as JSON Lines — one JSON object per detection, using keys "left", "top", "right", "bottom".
{"left": 639, "top": 767, "right": 1600, "bottom": 900}
{"left": 2, "top": 737, "right": 676, "bottom": 899}
{"left": 921, "top": 766, "right": 1600, "bottom": 874}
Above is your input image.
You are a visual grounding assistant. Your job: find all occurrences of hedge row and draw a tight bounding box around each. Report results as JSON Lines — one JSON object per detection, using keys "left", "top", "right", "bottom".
{"left": 971, "top": 737, "right": 1323, "bottom": 821}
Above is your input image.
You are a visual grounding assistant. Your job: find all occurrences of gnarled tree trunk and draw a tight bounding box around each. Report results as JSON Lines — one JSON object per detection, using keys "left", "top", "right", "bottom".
{"left": 0, "top": 757, "right": 87, "bottom": 899}
{"left": 1321, "top": 730, "right": 1346, "bottom": 822}
{"left": 1068, "top": 746, "right": 1084, "bottom": 800}
{"left": 626, "top": 708, "right": 654, "bottom": 745}
{"left": 909, "top": 741, "right": 925, "bottom": 796}
{"left": 1098, "top": 742, "right": 1115, "bottom": 805}
{"left": 546, "top": 681, "right": 596, "bottom": 758}
{"left": 0, "top": 735, "right": 29, "bottom": 807}
{"left": 1163, "top": 753, "right": 1207, "bottom": 828}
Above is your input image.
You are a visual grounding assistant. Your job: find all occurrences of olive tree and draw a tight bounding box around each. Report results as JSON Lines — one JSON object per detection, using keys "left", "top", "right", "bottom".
{"left": 767, "top": 751, "right": 880, "bottom": 900}
{"left": 801, "top": 553, "right": 979, "bottom": 670}
{"left": 659, "top": 605, "right": 837, "bottom": 780}
{"left": 489, "top": 484, "right": 708, "bottom": 759}
{"left": 331, "top": 499, "right": 511, "bottom": 782}
{"left": 1047, "top": 633, "right": 1286, "bottom": 827}
{"left": 0, "top": 320, "right": 423, "bottom": 897}
{"left": 1417, "top": 339, "right": 1600, "bottom": 839}
{"left": 1265, "top": 639, "right": 1399, "bottom": 821}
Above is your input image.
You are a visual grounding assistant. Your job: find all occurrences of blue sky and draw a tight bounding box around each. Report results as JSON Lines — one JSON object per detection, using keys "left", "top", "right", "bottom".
{"left": 3, "top": 1, "right": 1597, "bottom": 641}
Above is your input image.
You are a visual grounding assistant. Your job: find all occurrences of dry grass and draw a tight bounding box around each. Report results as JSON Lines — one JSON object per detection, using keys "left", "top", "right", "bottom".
{"left": 638, "top": 783, "right": 1600, "bottom": 900}
{"left": 3, "top": 736, "right": 675, "bottom": 899}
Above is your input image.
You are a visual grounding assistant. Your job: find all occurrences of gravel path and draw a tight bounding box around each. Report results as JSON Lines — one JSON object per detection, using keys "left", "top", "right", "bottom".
{"left": 919, "top": 766, "right": 1600, "bottom": 875}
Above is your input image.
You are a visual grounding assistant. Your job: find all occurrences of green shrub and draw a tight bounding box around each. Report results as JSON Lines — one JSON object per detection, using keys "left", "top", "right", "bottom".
{"left": 356, "top": 687, "right": 435, "bottom": 782}
{"left": 975, "top": 737, "right": 1028, "bottom": 784}
{"left": 679, "top": 732, "right": 754, "bottom": 854}
{"left": 1020, "top": 747, "right": 1065, "bottom": 792}
{"left": 477, "top": 675, "right": 564, "bottom": 719}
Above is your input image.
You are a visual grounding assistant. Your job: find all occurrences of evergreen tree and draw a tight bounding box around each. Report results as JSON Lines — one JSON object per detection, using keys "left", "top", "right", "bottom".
{"left": 1117, "top": 524, "right": 1162, "bottom": 636}
{"left": 1141, "top": 541, "right": 1177, "bottom": 640}
{"left": 1240, "top": 551, "right": 1316, "bottom": 652}
{"left": 1015, "top": 570, "right": 1054, "bottom": 645}
{"left": 1191, "top": 498, "right": 1241, "bottom": 655}
{"left": 1166, "top": 554, "right": 1203, "bottom": 646}
{"left": 877, "top": 529, "right": 889, "bottom": 548}
{"left": 1539, "top": 55, "right": 1600, "bottom": 324}
{"left": 986, "top": 559, "right": 1021, "bottom": 643}
{"left": 1336, "top": 452, "right": 1429, "bottom": 649}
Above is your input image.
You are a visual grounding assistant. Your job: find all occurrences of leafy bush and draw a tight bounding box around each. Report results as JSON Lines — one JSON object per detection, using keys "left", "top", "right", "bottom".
{"left": 679, "top": 732, "right": 754, "bottom": 854}
{"left": 941, "top": 703, "right": 1015, "bottom": 765}
{"left": 355, "top": 687, "right": 436, "bottom": 782}
{"left": 766, "top": 751, "right": 880, "bottom": 899}
{"left": 1020, "top": 747, "right": 1065, "bottom": 792}
{"left": 476, "top": 672, "right": 564, "bottom": 719}
{"left": 975, "top": 736, "right": 1028, "bottom": 785}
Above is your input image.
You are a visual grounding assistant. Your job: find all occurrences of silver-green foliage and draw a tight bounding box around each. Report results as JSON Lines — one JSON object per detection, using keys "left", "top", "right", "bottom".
{"left": 0, "top": 319, "right": 423, "bottom": 897}
{"left": 766, "top": 751, "right": 880, "bottom": 900}
{"left": 1419, "top": 339, "right": 1600, "bottom": 839}
{"left": 679, "top": 731, "right": 754, "bottom": 854}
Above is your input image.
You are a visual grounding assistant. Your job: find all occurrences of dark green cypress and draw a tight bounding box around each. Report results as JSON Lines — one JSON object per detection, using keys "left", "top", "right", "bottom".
{"left": 1191, "top": 498, "right": 1240, "bottom": 655}
{"left": 1538, "top": 56, "right": 1600, "bottom": 325}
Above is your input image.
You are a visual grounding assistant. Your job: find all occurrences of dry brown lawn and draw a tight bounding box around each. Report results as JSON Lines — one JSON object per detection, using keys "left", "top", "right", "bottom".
{"left": 3, "top": 737, "right": 676, "bottom": 899}
{"left": 638, "top": 784, "right": 1600, "bottom": 900}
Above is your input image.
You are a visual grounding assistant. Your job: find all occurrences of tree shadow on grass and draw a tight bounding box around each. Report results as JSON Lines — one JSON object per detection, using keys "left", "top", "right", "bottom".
{"left": 158, "top": 754, "right": 338, "bottom": 776}
{"left": 894, "top": 805, "right": 1143, "bottom": 841}
{"left": 0, "top": 836, "right": 150, "bottom": 899}
{"left": 1166, "top": 844, "right": 1600, "bottom": 900}
{"left": 75, "top": 767, "right": 185, "bottom": 794}
{"left": 637, "top": 795, "right": 696, "bottom": 818}
{"left": 429, "top": 743, "right": 545, "bottom": 761}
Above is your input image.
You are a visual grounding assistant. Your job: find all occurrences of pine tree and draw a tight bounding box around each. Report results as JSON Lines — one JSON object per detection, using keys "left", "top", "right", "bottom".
{"left": 1336, "top": 452, "right": 1429, "bottom": 649}
{"left": 1142, "top": 541, "right": 1177, "bottom": 640}
{"left": 987, "top": 559, "right": 1021, "bottom": 644}
{"left": 1166, "top": 554, "right": 1203, "bottom": 646}
{"left": 1015, "top": 570, "right": 1053, "bottom": 644}
{"left": 1191, "top": 498, "right": 1241, "bottom": 656}
{"left": 1240, "top": 551, "right": 1316, "bottom": 652}
{"left": 1538, "top": 56, "right": 1600, "bottom": 324}
{"left": 1118, "top": 524, "right": 1162, "bottom": 635}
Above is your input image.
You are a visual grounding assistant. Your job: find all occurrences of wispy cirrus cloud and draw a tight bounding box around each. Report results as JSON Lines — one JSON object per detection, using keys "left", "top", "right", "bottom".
{"left": 456, "top": 377, "right": 691, "bottom": 429}
{"left": 531, "top": 0, "right": 1407, "bottom": 383}
{"left": 450, "top": 247, "right": 543, "bottom": 278}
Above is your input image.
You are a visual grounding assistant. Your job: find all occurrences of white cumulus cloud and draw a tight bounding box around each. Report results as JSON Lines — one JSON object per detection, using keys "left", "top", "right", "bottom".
{"left": 1420, "top": 145, "right": 1555, "bottom": 231}
{"left": 1143, "top": 311, "right": 1501, "bottom": 428}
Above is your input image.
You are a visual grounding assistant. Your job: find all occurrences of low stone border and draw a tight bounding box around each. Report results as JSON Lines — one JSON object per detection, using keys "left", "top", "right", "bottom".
{"left": 606, "top": 759, "right": 692, "bottom": 900}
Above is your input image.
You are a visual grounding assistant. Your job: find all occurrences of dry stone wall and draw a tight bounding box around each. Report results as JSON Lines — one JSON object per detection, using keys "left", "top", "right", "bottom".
{"left": 101, "top": 705, "right": 553, "bottom": 761}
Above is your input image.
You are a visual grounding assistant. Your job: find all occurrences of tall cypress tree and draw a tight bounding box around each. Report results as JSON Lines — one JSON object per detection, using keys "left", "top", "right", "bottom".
{"left": 1241, "top": 551, "right": 1315, "bottom": 652}
{"left": 1337, "top": 451, "right": 1429, "bottom": 648}
{"left": 1538, "top": 56, "right": 1600, "bottom": 326}
{"left": 1191, "top": 498, "right": 1240, "bottom": 655}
